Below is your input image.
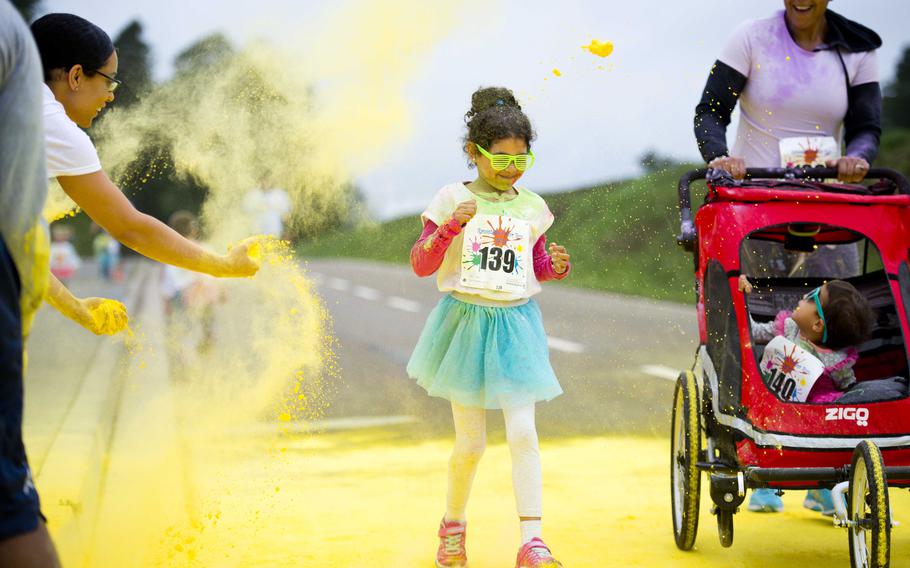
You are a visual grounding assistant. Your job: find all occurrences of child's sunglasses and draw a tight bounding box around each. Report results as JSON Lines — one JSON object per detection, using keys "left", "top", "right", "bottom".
{"left": 804, "top": 286, "right": 828, "bottom": 343}
{"left": 474, "top": 143, "right": 535, "bottom": 172}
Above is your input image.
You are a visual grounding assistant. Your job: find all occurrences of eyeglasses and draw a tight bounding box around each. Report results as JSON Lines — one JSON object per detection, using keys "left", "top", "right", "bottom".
{"left": 804, "top": 286, "right": 828, "bottom": 343}
{"left": 474, "top": 143, "right": 535, "bottom": 172}
{"left": 94, "top": 70, "right": 122, "bottom": 93}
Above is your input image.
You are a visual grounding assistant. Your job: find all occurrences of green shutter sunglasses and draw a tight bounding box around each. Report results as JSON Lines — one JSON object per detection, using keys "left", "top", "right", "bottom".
{"left": 474, "top": 143, "right": 535, "bottom": 172}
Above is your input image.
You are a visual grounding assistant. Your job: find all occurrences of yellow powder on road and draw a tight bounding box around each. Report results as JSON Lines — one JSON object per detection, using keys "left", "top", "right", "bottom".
{"left": 552, "top": 68, "right": 562, "bottom": 77}
{"left": 85, "top": 432, "right": 910, "bottom": 566}
{"left": 582, "top": 39, "right": 614, "bottom": 58}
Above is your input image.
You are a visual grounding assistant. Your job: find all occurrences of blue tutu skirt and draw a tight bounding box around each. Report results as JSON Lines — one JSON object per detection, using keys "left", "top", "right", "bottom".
{"left": 407, "top": 295, "right": 563, "bottom": 409}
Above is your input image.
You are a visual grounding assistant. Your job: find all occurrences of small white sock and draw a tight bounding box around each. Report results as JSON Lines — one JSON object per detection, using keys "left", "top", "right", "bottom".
{"left": 520, "top": 520, "right": 542, "bottom": 544}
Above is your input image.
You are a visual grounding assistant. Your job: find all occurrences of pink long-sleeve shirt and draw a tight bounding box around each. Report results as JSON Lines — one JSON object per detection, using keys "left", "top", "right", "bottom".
{"left": 410, "top": 219, "right": 570, "bottom": 282}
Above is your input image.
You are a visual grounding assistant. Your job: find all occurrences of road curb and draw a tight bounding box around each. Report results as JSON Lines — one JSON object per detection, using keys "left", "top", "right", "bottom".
{"left": 85, "top": 264, "right": 188, "bottom": 567}
{"left": 35, "top": 262, "right": 149, "bottom": 565}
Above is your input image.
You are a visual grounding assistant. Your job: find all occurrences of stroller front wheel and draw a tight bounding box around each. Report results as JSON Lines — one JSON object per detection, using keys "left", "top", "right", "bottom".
{"left": 848, "top": 440, "right": 891, "bottom": 568}
{"left": 716, "top": 508, "right": 734, "bottom": 548}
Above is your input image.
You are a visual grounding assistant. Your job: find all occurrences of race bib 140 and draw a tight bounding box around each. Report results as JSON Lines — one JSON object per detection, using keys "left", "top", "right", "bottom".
{"left": 460, "top": 214, "right": 531, "bottom": 294}
{"left": 759, "top": 335, "right": 825, "bottom": 402}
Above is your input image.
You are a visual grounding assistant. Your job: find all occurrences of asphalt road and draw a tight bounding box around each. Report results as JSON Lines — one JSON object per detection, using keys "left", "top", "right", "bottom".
{"left": 303, "top": 258, "right": 699, "bottom": 439}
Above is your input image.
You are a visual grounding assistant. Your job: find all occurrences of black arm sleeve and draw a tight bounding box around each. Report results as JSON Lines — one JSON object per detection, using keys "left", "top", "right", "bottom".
{"left": 693, "top": 60, "right": 748, "bottom": 163}
{"left": 844, "top": 81, "right": 882, "bottom": 164}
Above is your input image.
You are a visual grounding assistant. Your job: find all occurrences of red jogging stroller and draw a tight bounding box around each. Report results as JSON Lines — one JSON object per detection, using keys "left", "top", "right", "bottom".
{"left": 670, "top": 166, "right": 910, "bottom": 568}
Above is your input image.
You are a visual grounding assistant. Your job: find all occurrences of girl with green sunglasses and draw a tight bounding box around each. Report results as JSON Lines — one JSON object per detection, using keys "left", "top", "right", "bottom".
{"left": 407, "top": 86, "right": 570, "bottom": 568}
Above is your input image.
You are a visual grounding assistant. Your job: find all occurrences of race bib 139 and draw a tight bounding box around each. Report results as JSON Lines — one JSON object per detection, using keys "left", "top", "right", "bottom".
{"left": 460, "top": 214, "right": 531, "bottom": 294}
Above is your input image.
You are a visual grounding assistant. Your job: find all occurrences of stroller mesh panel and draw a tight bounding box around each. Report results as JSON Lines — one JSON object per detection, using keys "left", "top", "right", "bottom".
{"left": 704, "top": 260, "right": 745, "bottom": 417}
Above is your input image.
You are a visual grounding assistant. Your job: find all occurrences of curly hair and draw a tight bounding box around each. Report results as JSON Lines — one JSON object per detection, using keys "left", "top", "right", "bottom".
{"left": 822, "top": 279, "right": 875, "bottom": 350}
{"left": 462, "top": 86, "right": 535, "bottom": 166}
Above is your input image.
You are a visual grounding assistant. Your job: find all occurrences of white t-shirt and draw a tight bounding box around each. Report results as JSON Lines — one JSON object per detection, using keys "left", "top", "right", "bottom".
{"left": 243, "top": 187, "right": 292, "bottom": 237}
{"left": 160, "top": 264, "right": 196, "bottom": 301}
{"left": 42, "top": 83, "right": 102, "bottom": 178}
{"left": 719, "top": 11, "right": 878, "bottom": 168}
{"left": 421, "top": 183, "right": 554, "bottom": 304}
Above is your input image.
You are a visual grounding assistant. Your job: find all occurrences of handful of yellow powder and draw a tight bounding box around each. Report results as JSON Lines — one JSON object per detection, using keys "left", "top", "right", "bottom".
{"left": 89, "top": 299, "right": 130, "bottom": 335}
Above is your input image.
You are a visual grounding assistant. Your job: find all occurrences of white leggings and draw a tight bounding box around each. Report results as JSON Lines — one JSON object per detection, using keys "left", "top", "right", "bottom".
{"left": 446, "top": 401, "right": 541, "bottom": 520}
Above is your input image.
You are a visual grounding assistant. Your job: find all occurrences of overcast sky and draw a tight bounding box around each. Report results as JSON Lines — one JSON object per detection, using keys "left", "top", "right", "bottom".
{"left": 40, "top": 1, "right": 910, "bottom": 219}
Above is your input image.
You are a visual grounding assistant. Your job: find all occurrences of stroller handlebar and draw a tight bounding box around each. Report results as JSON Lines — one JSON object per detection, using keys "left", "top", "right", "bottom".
{"left": 676, "top": 167, "right": 910, "bottom": 252}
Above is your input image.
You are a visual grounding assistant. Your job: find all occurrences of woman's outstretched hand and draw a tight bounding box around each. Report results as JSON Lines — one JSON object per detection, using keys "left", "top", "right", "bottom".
{"left": 221, "top": 237, "right": 262, "bottom": 277}
{"left": 708, "top": 155, "right": 746, "bottom": 179}
{"left": 826, "top": 156, "right": 870, "bottom": 183}
{"left": 77, "top": 298, "right": 129, "bottom": 335}
{"left": 46, "top": 273, "right": 129, "bottom": 335}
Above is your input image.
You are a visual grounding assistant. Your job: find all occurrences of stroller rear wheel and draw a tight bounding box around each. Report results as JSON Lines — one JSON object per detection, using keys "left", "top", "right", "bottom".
{"left": 671, "top": 370, "right": 701, "bottom": 550}
{"left": 849, "top": 440, "right": 891, "bottom": 568}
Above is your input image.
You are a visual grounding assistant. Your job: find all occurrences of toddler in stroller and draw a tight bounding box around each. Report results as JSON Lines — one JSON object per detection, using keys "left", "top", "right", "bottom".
{"left": 740, "top": 276, "right": 876, "bottom": 513}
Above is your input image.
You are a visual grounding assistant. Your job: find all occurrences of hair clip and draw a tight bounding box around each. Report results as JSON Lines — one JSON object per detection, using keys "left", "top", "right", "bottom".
{"left": 495, "top": 99, "right": 505, "bottom": 106}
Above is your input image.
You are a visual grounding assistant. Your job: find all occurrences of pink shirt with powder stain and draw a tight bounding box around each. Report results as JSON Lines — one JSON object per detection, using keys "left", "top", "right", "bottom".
{"left": 719, "top": 11, "right": 878, "bottom": 168}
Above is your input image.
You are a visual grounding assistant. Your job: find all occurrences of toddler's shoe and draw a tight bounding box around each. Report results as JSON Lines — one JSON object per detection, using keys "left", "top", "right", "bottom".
{"left": 803, "top": 489, "right": 836, "bottom": 516}
{"left": 515, "top": 537, "right": 563, "bottom": 568}
{"left": 748, "top": 488, "right": 784, "bottom": 512}
{"left": 436, "top": 516, "right": 467, "bottom": 567}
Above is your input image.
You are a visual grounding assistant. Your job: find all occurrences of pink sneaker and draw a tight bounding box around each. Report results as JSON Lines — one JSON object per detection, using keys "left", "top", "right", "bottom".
{"left": 436, "top": 517, "right": 467, "bottom": 567}
{"left": 515, "top": 537, "right": 563, "bottom": 568}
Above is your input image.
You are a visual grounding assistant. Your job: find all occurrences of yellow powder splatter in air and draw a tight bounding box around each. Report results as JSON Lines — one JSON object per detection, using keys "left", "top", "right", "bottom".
{"left": 582, "top": 39, "right": 614, "bottom": 58}
{"left": 552, "top": 68, "right": 562, "bottom": 77}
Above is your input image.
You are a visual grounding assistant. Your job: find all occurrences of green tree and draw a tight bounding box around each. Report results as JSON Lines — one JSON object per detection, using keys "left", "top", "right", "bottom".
{"left": 879, "top": 44, "right": 910, "bottom": 175}
{"left": 638, "top": 149, "right": 680, "bottom": 174}
{"left": 111, "top": 20, "right": 152, "bottom": 109}
{"left": 174, "top": 33, "right": 234, "bottom": 76}
{"left": 11, "top": 0, "right": 41, "bottom": 21}
{"left": 95, "top": 25, "right": 208, "bottom": 228}
{"left": 884, "top": 45, "right": 910, "bottom": 130}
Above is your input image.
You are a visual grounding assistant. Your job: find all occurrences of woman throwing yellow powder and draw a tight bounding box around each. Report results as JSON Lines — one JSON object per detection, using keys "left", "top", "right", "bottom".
{"left": 30, "top": 13, "right": 259, "bottom": 332}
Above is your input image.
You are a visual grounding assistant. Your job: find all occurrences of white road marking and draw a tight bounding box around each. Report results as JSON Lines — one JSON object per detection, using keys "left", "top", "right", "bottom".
{"left": 640, "top": 364, "right": 681, "bottom": 381}
{"left": 546, "top": 336, "right": 585, "bottom": 354}
{"left": 387, "top": 296, "right": 421, "bottom": 313}
{"left": 328, "top": 277, "right": 350, "bottom": 291}
{"left": 306, "top": 415, "right": 418, "bottom": 431}
{"left": 353, "top": 286, "right": 380, "bottom": 301}
{"left": 229, "top": 415, "right": 420, "bottom": 435}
